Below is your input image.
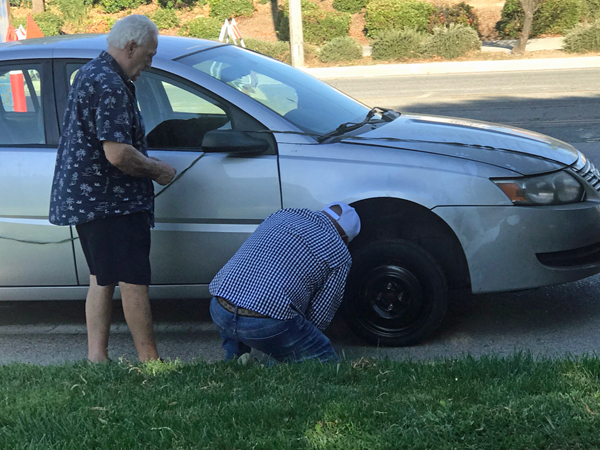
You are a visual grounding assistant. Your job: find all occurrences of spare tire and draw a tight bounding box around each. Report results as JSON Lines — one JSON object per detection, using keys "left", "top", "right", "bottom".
{"left": 343, "top": 238, "right": 448, "bottom": 346}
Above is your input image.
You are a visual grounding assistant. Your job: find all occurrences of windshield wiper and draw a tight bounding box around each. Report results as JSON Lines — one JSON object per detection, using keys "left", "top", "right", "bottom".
{"left": 317, "top": 106, "right": 400, "bottom": 143}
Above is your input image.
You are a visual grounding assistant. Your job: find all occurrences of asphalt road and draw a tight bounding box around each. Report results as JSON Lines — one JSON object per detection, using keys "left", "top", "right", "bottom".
{"left": 327, "top": 68, "right": 600, "bottom": 148}
{"left": 2, "top": 67, "right": 600, "bottom": 365}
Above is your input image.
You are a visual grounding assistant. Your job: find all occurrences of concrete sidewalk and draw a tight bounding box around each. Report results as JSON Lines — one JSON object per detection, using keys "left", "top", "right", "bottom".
{"left": 481, "top": 36, "right": 564, "bottom": 53}
{"left": 304, "top": 36, "right": 600, "bottom": 78}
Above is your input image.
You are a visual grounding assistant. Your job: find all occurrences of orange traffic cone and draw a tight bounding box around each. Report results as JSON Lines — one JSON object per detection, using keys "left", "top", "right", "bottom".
{"left": 26, "top": 15, "right": 45, "bottom": 38}
{"left": 10, "top": 71, "right": 27, "bottom": 112}
{"left": 5, "top": 25, "right": 18, "bottom": 42}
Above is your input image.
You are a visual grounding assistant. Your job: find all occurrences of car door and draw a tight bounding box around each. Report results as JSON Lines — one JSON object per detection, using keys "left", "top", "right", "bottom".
{"left": 0, "top": 60, "right": 77, "bottom": 288}
{"left": 57, "top": 62, "right": 282, "bottom": 292}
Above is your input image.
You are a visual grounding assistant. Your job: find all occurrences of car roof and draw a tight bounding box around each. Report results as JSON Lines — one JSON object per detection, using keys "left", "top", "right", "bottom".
{"left": 0, "top": 34, "right": 223, "bottom": 61}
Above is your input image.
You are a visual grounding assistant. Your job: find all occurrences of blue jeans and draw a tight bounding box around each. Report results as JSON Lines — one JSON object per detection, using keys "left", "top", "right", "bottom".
{"left": 210, "top": 297, "right": 339, "bottom": 363}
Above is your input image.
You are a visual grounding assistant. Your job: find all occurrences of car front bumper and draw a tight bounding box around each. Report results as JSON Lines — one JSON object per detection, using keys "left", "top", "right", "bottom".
{"left": 434, "top": 201, "right": 600, "bottom": 293}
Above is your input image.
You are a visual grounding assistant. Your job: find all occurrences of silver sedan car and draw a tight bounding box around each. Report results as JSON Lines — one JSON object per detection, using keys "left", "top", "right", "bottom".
{"left": 2, "top": 35, "right": 600, "bottom": 346}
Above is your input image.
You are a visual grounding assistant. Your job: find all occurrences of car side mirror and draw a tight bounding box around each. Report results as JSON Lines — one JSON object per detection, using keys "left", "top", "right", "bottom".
{"left": 201, "top": 130, "right": 270, "bottom": 154}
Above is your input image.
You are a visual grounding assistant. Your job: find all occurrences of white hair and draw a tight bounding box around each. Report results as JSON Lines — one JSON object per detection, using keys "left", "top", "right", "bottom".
{"left": 106, "top": 15, "right": 159, "bottom": 49}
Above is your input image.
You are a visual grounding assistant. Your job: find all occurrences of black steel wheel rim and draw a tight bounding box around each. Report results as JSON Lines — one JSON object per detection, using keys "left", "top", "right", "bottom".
{"left": 354, "top": 264, "right": 432, "bottom": 338}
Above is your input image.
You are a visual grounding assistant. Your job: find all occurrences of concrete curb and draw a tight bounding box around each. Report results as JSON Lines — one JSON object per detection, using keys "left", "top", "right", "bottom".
{"left": 0, "top": 322, "right": 217, "bottom": 335}
{"left": 303, "top": 56, "right": 600, "bottom": 79}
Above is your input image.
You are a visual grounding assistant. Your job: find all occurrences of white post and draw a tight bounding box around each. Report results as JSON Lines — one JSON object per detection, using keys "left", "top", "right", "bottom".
{"left": 0, "top": 0, "right": 10, "bottom": 43}
{"left": 288, "top": 0, "right": 304, "bottom": 67}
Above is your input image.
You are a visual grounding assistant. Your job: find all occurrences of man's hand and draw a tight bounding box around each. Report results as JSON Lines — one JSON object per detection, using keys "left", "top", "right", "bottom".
{"left": 151, "top": 159, "right": 177, "bottom": 186}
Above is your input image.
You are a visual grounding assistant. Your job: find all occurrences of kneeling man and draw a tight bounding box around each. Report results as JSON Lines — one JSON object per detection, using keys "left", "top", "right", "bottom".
{"left": 209, "top": 202, "right": 361, "bottom": 363}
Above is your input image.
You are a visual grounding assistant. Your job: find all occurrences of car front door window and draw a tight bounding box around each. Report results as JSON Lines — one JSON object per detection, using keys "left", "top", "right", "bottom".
{"left": 137, "top": 73, "right": 231, "bottom": 150}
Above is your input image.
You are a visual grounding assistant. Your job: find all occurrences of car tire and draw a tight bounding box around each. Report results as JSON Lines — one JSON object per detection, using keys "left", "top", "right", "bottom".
{"left": 343, "top": 238, "right": 448, "bottom": 347}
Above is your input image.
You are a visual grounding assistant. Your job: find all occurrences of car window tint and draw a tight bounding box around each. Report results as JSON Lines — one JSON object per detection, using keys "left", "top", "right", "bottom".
{"left": 0, "top": 66, "right": 45, "bottom": 145}
{"left": 137, "top": 72, "right": 231, "bottom": 150}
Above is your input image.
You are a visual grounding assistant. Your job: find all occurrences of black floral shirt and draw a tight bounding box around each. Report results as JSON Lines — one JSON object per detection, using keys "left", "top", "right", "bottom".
{"left": 49, "top": 51, "right": 154, "bottom": 226}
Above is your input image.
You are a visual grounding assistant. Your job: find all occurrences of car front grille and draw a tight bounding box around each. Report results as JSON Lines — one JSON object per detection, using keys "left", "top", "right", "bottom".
{"left": 572, "top": 155, "right": 600, "bottom": 193}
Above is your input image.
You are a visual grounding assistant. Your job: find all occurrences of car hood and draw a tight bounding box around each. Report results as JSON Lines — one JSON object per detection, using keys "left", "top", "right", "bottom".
{"left": 347, "top": 114, "right": 579, "bottom": 175}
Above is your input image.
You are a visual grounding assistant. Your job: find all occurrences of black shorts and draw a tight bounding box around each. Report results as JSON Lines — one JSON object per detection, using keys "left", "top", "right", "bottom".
{"left": 76, "top": 212, "right": 152, "bottom": 287}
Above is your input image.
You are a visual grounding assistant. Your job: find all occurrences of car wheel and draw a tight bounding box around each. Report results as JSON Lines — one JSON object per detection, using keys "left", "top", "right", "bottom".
{"left": 344, "top": 239, "right": 448, "bottom": 347}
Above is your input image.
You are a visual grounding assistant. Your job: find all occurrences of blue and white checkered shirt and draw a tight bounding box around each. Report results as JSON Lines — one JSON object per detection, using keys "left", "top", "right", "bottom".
{"left": 209, "top": 208, "right": 352, "bottom": 331}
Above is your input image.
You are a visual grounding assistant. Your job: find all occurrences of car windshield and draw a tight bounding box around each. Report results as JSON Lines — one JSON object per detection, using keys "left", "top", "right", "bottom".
{"left": 178, "top": 45, "right": 370, "bottom": 136}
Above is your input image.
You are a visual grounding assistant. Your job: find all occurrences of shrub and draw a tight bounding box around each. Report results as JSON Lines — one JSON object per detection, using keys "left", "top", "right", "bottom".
{"left": 371, "top": 28, "right": 427, "bottom": 59}
{"left": 31, "top": 12, "right": 65, "bottom": 35}
{"left": 332, "top": 0, "right": 366, "bottom": 14}
{"left": 99, "top": 0, "right": 145, "bottom": 13}
{"left": 303, "top": 8, "right": 351, "bottom": 44}
{"left": 427, "top": 2, "right": 479, "bottom": 35}
{"left": 178, "top": 17, "right": 222, "bottom": 39}
{"left": 208, "top": 0, "right": 254, "bottom": 20}
{"left": 564, "top": 20, "right": 600, "bottom": 52}
{"left": 152, "top": 8, "right": 180, "bottom": 29}
{"left": 537, "top": 0, "right": 581, "bottom": 34}
{"left": 277, "top": 0, "right": 351, "bottom": 44}
{"left": 421, "top": 23, "right": 481, "bottom": 58}
{"left": 365, "top": 0, "right": 436, "bottom": 38}
{"left": 245, "top": 38, "right": 291, "bottom": 62}
{"left": 157, "top": 0, "right": 199, "bottom": 8}
{"left": 9, "top": 0, "right": 31, "bottom": 6}
{"left": 11, "top": 16, "right": 27, "bottom": 29}
{"left": 581, "top": 0, "right": 600, "bottom": 22}
{"left": 56, "top": 0, "right": 91, "bottom": 25}
{"left": 495, "top": 0, "right": 582, "bottom": 39}
{"left": 318, "top": 36, "right": 363, "bottom": 62}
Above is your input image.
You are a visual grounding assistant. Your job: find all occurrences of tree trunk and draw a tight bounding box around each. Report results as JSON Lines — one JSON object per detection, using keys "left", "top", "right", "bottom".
{"left": 512, "top": 0, "right": 535, "bottom": 55}
{"left": 32, "top": 0, "right": 44, "bottom": 14}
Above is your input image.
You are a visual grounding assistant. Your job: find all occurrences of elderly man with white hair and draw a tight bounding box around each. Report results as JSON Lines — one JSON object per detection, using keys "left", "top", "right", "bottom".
{"left": 210, "top": 202, "right": 361, "bottom": 363}
{"left": 49, "top": 15, "right": 176, "bottom": 363}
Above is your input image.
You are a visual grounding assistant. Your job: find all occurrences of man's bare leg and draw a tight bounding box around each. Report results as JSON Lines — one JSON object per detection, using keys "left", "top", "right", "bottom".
{"left": 86, "top": 275, "right": 115, "bottom": 362}
{"left": 119, "top": 282, "right": 159, "bottom": 362}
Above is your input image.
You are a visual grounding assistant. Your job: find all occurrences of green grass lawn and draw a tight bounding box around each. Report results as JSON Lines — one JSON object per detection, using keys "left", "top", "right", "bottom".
{"left": 2, "top": 353, "right": 600, "bottom": 449}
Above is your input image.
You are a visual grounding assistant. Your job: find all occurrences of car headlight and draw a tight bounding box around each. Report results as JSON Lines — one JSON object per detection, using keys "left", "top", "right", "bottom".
{"left": 492, "top": 171, "right": 584, "bottom": 205}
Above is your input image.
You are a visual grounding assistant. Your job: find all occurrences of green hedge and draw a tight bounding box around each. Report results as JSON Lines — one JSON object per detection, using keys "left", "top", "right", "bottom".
{"left": 56, "top": 0, "right": 91, "bottom": 24}
{"left": 365, "top": 0, "right": 436, "bottom": 38}
{"left": 11, "top": 16, "right": 27, "bottom": 29}
{"left": 151, "top": 8, "right": 180, "bottom": 29}
{"left": 9, "top": 0, "right": 31, "bottom": 7}
{"left": 28, "top": 12, "right": 65, "bottom": 35}
{"left": 318, "top": 36, "right": 363, "bottom": 62}
{"left": 178, "top": 17, "right": 222, "bottom": 39}
{"left": 277, "top": 0, "right": 351, "bottom": 45}
{"left": 421, "top": 23, "right": 481, "bottom": 58}
{"left": 581, "top": 0, "right": 600, "bottom": 22}
{"left": 208, "top": 0, "right": 254, "bottom": 20}
{"left": 371, "top": 28, "right": 427, "bottom": 59}
{"left": 428, "top": 2, "right": 479, "bottom": 35}
{"left": 332, "top": 0, "right": 367, "bottom": 14}
{"left": 245, "top": 38, "right": 291, "bottom": 62}
{"left": 564, "top": 20, "right": 600, "bottom": 51}
{"left": 157, "top": 0, "right": 200, "bottom": 8}
{"left": 496, "top": 0, "right": 582, "bottom": 38}
{"left": 371, "top": 23, "right": 480, "bottom": 60}
{"left": 99, "top": 0, "right": 147, "bottom": 13}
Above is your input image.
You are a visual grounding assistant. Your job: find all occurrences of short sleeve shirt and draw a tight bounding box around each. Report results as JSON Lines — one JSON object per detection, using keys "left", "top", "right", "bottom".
{"left": 49, "top": 51, "right": 154, "bottom": 226}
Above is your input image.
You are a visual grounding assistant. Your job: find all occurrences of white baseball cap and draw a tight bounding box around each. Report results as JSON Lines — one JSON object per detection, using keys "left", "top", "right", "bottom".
{"left": 322, "top": 202, "right": 361, "bottom": 243}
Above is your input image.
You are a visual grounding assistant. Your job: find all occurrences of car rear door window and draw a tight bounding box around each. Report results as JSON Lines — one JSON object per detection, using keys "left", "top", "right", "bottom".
{"left": 0, "top": 66, "right": 45, "bottom": 145}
